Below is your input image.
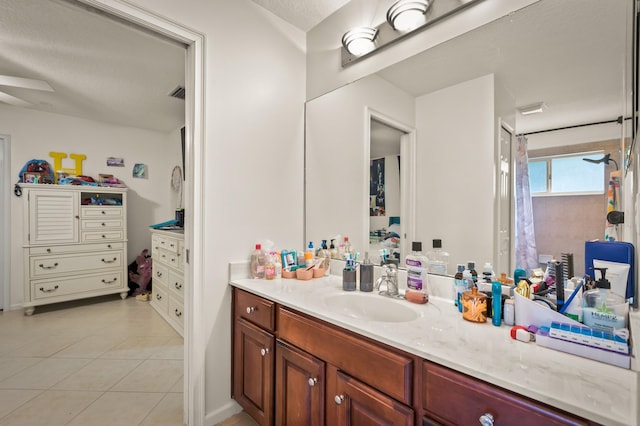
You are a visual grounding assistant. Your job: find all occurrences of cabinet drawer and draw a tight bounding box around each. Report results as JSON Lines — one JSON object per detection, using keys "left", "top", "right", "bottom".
{"left": 177, "top": 240, "right": 185, "bottom": 271}
{"left": 30, "top": 251, "right": 123, "bottom": 278}
{"left": 168, "top": 269, "right": 184, "bottom": 298}
{"left": 235, "top": 289, "right": 275, "bottom": 332}
{"left": 81, "top": 219, "right": 124, "bottom": 230}
{"left": 30, "top": 242, "right": 124, "bottom": 255}
{"left": 154, "top": 263, "right": 169, "bottom": 286}
{"left": 278, "top": 307, "right": 412, "bottom": 405}
{"left": 81, "top": 206, "right": 123, "bottom": 218}
{"left": 152, "top": 282, "right": 169, "bottom": 312}
{"left": 32, "top": 271, "right": 123, "bottom": 300}
{"left": 169, "top": 297, "right": 184, "bottom": 329}
{"left": 423, "top": 361, "right": 588, "bottom": 426}
{"left": 156, "top": 235, "right": 179, "bottom": 253}
{"left": 156, "top": 249, "right": 180, "bottom": 268}
{"left": 80, "top": 230, "right": 124, "bottom": 242}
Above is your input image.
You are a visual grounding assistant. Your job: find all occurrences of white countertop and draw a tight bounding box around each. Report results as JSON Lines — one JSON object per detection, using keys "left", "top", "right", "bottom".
{"left": 230, "top": 271, "right": 639, "bottom": 426}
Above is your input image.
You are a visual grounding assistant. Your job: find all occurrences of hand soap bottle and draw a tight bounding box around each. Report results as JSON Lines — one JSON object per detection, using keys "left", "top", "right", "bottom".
{"left": 582, "top": 267, "right": 628, "bottom": 332}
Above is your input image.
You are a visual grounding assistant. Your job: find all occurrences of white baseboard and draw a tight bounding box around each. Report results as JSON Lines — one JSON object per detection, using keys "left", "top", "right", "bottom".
{"left": 204, "top": 400, "right": 242, "bottom": 426}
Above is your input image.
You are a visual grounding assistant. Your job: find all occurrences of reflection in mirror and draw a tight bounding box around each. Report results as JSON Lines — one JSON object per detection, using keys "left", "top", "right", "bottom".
{"left": 305, "top": 0, "right": 632, "bottom": 277}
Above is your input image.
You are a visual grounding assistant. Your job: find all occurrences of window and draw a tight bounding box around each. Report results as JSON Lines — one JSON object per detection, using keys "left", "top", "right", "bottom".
{"left": 528, "top": 152, "right": 605, "bottom": 195}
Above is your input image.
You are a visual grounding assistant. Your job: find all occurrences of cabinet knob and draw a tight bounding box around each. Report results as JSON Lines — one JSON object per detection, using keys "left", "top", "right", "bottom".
{"left": 75, "top": 215, "right": 79, "bottom": 219}
{"left": 46, "top": 248, "right": 52, "bottom": 253}
{"left": 156, "top": 293, "right": 162, "bottom": 300}
{"left": 334, "top": 395, "right": 344, "bottom": 405}
{"left": 156, "top": 271, "right": 163, "bottom": 277}
{"left": 307, "top": 377, "right": 318, "bottom": 387}
{"left": 101, "top": 222, "right": 106, "bottom": 226}
{"left": 175, "top": 309, "right": 182, "bottom": 318}
{"left": 260, "top": 348, "right": 269, "bottom": 356}
{"left": 479, "top": 413, "right": 495, "bottom": 426}
{"left": 174, "top": 282, "right": 182, "bottom": 290}
{"left": 101, "top": 211, "right": 106, "bottom": 215}
{"left": 246, "top": 306, "right": 255, "bottom": 314}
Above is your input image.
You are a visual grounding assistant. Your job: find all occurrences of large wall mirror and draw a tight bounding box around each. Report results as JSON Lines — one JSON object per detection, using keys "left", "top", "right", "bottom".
{"left": 305, "top": 0, "right": 633, "bottom": 277}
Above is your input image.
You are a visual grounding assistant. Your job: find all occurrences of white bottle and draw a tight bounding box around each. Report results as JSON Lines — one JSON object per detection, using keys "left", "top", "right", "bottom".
{"left": 426, "top": 239, "right": 449, "bottom": 275}
{"left": 405, "top": 241, "right": 428, "bottom": 292}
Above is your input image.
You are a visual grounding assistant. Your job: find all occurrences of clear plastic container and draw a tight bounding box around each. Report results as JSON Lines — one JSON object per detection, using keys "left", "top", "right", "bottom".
{"left": 250, "top": 243, "right": 266, "bottom": 279}
{"left": 426, "top": 239, "right": 449, "bottom": 275}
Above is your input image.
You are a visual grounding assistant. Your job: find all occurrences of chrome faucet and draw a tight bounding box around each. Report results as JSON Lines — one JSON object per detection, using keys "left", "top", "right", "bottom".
{"left": 375, "top": 263, "right": 399, "bottom": 297}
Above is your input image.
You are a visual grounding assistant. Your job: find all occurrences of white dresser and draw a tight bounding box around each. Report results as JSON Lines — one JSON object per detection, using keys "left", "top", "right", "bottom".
{"left": 149, "top": 229, "right": 185, "bottom": 336}
{"left": 20, "top": 184, "right": 128, "bottom": 315}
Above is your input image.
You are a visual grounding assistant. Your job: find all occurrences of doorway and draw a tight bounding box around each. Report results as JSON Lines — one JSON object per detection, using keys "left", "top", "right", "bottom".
{"left": 0, "top": 134, "right": 10, "bottom": 311}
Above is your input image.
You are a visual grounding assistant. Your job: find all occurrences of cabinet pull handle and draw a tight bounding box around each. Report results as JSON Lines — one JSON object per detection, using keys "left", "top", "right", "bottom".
{"left": 479, "top": 413, "right": 495, "bottom": 426}
{"left": 101, "top": 257, "right": 117, "bottom": 263}
{"left": 39, "top": 262, "right": 58, "bottom": 270}
{"left": 101, "top": 278, "right": 117, "bottom": 284}
{"left": 101, "top": 234, "right": 106, "bottom": 239}
{"left": 334, "top": 395, "right": 344, "bottom": 405}
{"left": 46, "top": 248, "right": 52, "bottom": 253}
{"left": 101, "top": 222, "right": 106, "bottom": 226}
{"left": 107, "top": 244, "right": 112, "bottom": 249}
{"left": 175, "top": 309, "right": 182, "bottom": 318}
{"left": 308, "top": 378, "right": 318, "bottom": 387}
{"left": 39, "top": 285, "right": 59, "bottom": 293}
{"left": 174, "top": 282, "right": 182, "bottom": 290}
{"left": 156, "top": 271, "right": 163, "bottom": 278}
{"left": 101, "top": 211, "right": 106, "bottom": 215}
{"left": 260, "top": 348, "right": 269, "bottom": 356}
{"left": 156, "top": 293, "right": 162, "bottom": 300}
{"left": 75, "top": 215, "right": 79, "bottom": 219}
{"left": 246, "top": 306, "right": 255, "bottom": 314}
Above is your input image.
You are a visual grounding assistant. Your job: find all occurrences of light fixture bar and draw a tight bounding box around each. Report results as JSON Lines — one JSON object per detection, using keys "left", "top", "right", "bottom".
{"left": 387, "top": 0, "right": 432, "bottom": 31}
{"left": 341, "top": 27, "right": 378, "bottom": 56}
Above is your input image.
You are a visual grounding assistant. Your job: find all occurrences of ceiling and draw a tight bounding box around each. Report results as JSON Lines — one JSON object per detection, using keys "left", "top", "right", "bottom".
{"left": 0, "top": 0, "right": 632, "bottom": 136}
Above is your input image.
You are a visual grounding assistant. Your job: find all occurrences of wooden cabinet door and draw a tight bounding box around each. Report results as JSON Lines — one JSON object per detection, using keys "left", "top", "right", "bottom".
{"left": 28, "top": 189, "right": 78, "bottom": 245}
{"left": 233, "top": 318, "right": 274, "bottom": 426}
{"left": 275, "top": 340, "right": 325, "bottom": 426}
{"left": 333, "top": 370, "right": 414, "bottom": 426}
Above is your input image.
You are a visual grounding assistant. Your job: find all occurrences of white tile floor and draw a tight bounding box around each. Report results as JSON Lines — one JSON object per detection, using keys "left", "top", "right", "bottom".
{"left": 0, "top": 295, "right": 184, "bottom": 426}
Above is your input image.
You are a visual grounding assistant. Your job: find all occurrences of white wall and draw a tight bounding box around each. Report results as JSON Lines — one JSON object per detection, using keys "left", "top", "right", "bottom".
{"left": 415, "top": 74, "right": 495, "bottom": 270}
{"left": 109, "top": 0, "right": 306, "bottom": 422}
{"left": 306, "top": 74, "right": 414, "bottom": 256}
{"left": 306, "top": 0, "right": 539, "bottom": 100}
{"left": 2, "top": 104, "right": 179, "bottom": 309}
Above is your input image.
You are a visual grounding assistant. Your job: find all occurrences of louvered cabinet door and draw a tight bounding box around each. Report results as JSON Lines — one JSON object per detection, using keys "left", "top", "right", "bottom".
{"left": 28, "top": 189, "right": 79, "bottom": 245}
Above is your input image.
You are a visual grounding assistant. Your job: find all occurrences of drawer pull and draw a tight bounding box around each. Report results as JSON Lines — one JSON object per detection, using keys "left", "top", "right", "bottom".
{"left": 101, "top": 222, "right": 106, "bottom": 226}
{"left": 101, "top": 278, "right": 118, "bottom": 284}
{"left": 107, "top": 244, "right": 112, "bottom": 249}
{"left": 174, "top": 282, "right": 182, "bottom": 290}
{"left": 308, "top": 377, "right": 318, "bottom": 387}
{"left": 174, "top": 309, "right": 182, "bottom": 318}
{"left": 39, "top": 285, "right": 59, "bottom": 293}
{"left": 170, "top": 243, "right": 175, "bottom": 248}
{"left": 479, "top": 413, "right": 495, "bottom": 426}
{"left": 246, "top": 306, "right": 255, "bottom": 314}
{"left": 334, "top": 395, "right": 344, "bottom": 405}
{"left": 156, "top": 293, "right": 162, "bottom": 300}
{"left": 46, "top": 248, "right": 52, "bottom": 253}
{"left": 101, "top": 257, "right": 117, "bottom": 264}
{"left": 38, "top": 262, "right": 59, "bottom": 270}
{"left": 260, "top": 348, "right": 269, "bottom": 356}
{"left": 156, "top": 271, "right": 163, "bottom": 278}
{"left": 101, "top": 211, "right": 106, "bottom": 215}
{"left": 101, "top": 234, "right": 106, "bottom": 239}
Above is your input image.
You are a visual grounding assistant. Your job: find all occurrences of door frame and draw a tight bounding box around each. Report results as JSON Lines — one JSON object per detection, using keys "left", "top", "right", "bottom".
{"left": 79, "top": 1, "right": 205, "bottom": 425}
{"left": 0, "top": 134, "right": 10, "bottom": 311}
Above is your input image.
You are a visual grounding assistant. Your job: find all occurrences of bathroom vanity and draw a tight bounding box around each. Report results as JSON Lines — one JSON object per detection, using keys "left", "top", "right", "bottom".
{"left": 230, "top": 275, "right": 639, "bottom": 426}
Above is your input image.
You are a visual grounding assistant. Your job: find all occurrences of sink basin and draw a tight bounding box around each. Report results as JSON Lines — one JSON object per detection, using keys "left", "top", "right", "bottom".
{"left": 322, "top": 292, "right": 423, "bottom": 323}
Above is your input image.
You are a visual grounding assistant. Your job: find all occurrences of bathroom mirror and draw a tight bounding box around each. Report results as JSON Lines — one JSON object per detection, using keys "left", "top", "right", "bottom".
{"left": 305, "top": 0, "right": 633, "bottom": 275}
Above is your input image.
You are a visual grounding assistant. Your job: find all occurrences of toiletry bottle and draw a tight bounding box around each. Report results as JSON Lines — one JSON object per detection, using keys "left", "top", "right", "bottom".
{"left": 426, "top": 239, "right": 449, "bottom": 275}
{"left": 318, "top": 240, "right": 330, "bottom": 272}
{"left": 454, "top": 264, "right": 466, "bottom": 312}
{"left": 461, "top": 287, "right": 488, "bottom": 323}
{"left": 329, "top": 239, "right": 338, "bottom": 259}
{"left": 405, "top": 242, "right": 428, "bottom": 292}
{"left": 491, "top": 281, "right": 502, "bottom": 326}
{"left": 467, "top": 261, "right": 478, "bottom": 284}
{"left": 265, "top": 252, "right": 276, "bottom": 280}
{"left": 250, "top": 243, "right": 266, "bottom": 279}
{"left": 482, "top": 262, "right": 495, "bottom": 283}
{"left": 503, "top": 299, "right": 515, "bottom": 325}
{"left": 342, "top": 236, "right": 353, "bottom": 259}
{"left": 305, "top": 241, "right": 315, "bottom": 267}
{"left": 582, "top": 267, "right": 628, "bottom": 332}
{"left": 274, "top": 251, "right": 282, "bottom": 278}
{"left": 360, "top": 252, "right": 374, "bottom": 292}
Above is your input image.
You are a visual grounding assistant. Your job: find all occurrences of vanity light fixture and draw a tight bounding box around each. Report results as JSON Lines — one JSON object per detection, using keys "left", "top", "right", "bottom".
{"left": 387, "top": 0, "right": 433, "bottom": 31}
{"left": 518, "top": 102, "right": 548, "bottom": 116}
{"left": 341, "top": 26, "right": 379, "bottom": 56}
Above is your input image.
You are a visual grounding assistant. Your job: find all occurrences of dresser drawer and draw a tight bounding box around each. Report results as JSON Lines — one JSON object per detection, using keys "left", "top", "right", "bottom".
{"left": 30, "top": 251, "right": 123, "bottom": 278}
{"left": 168, "top": 297, "right": 184, "bottom": 330}
{"left": 80, "top": 230, "right": 124, "bottom": 242}
{"left": 81, "top": 219, "right": 124, "bottom": 230}
{"left": 177, "top": 240, "right": 185, "bottom": 271}
{"left": 234, "top": 289, "right": 275, "bottom": 332}
{"left": 29, "top": 242, "right": 124, "bottom": 255}
{"left": 81, "top": 206, "right": 123, "bottom": 218}
{"left": 152, "top": 282, "right": 169, "bottom": 312}
{"left": 155, "top": 249, "right": 180, "bottom": 268}
{"left": 423, "top": 361, "right": 588, "bottom": 426}
{"left": 156, "top": 235, "right": 179, "bottom": 254}
{"left": 32, "top": 271, "right": 123, "bottom": 300}
{"left": 168, "top": 269, "right": 184, "bottom": 298}
{"left": 153, "top": 263, "right": 169, "bottom": 286}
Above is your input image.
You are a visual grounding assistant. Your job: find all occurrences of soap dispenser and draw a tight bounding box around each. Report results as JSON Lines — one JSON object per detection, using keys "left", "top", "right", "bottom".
{"left": 582, "top": 267, "right": 628, "bottom": 332}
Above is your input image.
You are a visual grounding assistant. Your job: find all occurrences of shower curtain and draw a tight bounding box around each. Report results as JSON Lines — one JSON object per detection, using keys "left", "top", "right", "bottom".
{"left": 515, "top": 135, "right": 538, "bottom": 274}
